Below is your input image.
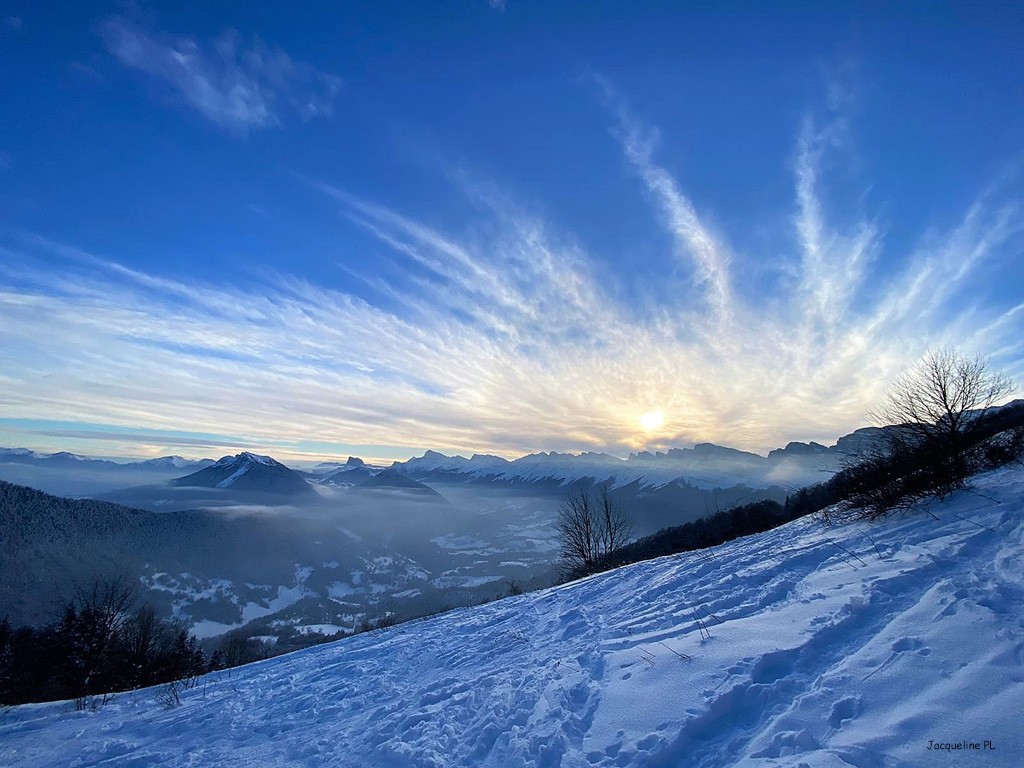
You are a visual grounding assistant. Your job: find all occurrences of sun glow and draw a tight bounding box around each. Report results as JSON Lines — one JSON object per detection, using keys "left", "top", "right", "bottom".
{"left": 639, "top": 409, "right": 665, "bottom": 432}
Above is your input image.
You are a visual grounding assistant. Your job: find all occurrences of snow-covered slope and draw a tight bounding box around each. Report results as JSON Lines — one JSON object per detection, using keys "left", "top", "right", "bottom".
{"left": 4, "top": 467, "right": 1022, "bottom": 767}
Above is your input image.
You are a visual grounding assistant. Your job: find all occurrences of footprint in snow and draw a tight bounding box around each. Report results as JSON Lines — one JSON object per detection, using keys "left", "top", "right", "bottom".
{"left": 829, "top": 696, "right": 862, "bottom": 729}
{"left": 751, "top": 650, "right": 796, "bottom": 684}
{"left": 891, "top": 636, "right": 930, "bottom": 656}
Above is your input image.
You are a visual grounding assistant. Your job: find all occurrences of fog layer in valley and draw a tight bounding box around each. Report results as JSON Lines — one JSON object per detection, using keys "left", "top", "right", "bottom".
{"left": 0, "top": 441, "right": 828, "bottom": 647}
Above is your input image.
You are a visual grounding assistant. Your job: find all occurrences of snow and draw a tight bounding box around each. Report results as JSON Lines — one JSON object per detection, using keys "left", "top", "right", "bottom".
{"left": 431, "top": 571, "right": 504, "bottom": 589}
{"left": 431, "top": 533, "right": 498, "bottom": 553}
{"left": 149, "top": 566, "right": 318, "bottom": 639}
{"left": 3, "top": 466, "right": 1022, "bottom": 767}
{"left": 215, "top": 462, "right": 252, "bottom": 488}
{"left": 212, "top": 451, "right": 277, "bottom": 470}
{"left": 186, "top": 583, "right": 316, "bottom": 640}
{"left": 327, "top": 581, "right": 358, "bottom": 600}
{"left": 235, "top": 452, "right": 277, "bottom": 467}
{"left": 395, "top": 443, "right": 842, "bottom": 491}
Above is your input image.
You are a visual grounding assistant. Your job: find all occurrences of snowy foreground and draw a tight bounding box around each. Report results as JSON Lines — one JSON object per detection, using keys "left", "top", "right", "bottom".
{"left": 4, "top": 469, "right": 1023, "bottom": 767}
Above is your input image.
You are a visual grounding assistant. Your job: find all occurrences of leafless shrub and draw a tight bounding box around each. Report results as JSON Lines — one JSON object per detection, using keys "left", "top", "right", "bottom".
{"left": 157, "top": 679, "right": 182, "bottom": 708}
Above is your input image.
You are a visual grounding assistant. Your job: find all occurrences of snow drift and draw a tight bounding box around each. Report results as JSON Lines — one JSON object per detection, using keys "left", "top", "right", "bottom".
{"left": 2, "top": 467, "right": 1022, "bottom": 767}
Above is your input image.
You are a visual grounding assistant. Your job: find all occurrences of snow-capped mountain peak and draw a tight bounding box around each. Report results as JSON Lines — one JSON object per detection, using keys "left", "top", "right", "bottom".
{"left": 214, "top": 451, "right": 278, "bottom": 468}
{"left": 171, "top": 452, "right": 313, "bottom": 496}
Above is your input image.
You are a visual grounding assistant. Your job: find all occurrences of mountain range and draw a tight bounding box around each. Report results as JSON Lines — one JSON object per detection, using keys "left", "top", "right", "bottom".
{"left": 389, "top": 432, "right": 873, "bottom": 492}
{"left": 0, "top": 448, "right": 215, "bottom": 472}
{"left": 0, "top": 425, "right": 891, "bottom": 519}
{"left": 5, "top": 400, "right": 1022, "bottom": 646}
{"left": 0, "top": 419, "right": 904, "bottom": 499}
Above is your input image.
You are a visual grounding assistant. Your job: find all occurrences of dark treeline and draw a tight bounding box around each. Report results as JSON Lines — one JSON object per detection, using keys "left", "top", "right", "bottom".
{"left": 0, "top": 578, "right": 251, "bottom": 709}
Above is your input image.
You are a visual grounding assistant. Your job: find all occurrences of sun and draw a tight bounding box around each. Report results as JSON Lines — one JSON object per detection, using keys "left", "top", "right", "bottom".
{"left": 638, "top": 409, "right": 665, "bottom": 432}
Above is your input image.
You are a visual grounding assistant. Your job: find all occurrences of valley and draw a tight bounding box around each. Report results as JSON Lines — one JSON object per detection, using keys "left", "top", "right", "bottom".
{"left": 0, "top": 433, "right": 849, "bottom": 648}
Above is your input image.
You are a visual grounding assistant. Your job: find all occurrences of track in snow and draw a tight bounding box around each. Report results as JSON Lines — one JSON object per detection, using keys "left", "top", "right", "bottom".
{"left": 2, "top": 468, "right": 1023, "bottom": 767}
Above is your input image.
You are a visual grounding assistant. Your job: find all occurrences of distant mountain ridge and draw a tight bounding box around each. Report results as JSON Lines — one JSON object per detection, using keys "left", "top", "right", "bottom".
{"left": 390, "top": 437, "right": 857, "bottom": 491}
{"left": 351, "top": 468, "right": 443, "bottom": 498}
{"left": 170, "top": 452, "right": 315, "bottom": 496}
{"left": 10, "top": 399, "right": 1023, "bottom": 499}
{"left": 389, "top": 400, "right": 1024, "bottom": 492}
{"left": 0, "top": 448, "right": 214, "bottom": 472}
{"left": 320, "top": 457, "right": 377, "bottom": 487}
{"left": 138, "top": 455, "right": 215, "bottom": 471}
{"left": 0, "top": 430, "right": 871, "bottom": 499}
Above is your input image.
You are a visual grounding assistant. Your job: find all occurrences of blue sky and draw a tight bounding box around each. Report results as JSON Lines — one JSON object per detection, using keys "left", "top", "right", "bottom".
{"left": 1, "top": 1, "right": 1022, "bottom": 463}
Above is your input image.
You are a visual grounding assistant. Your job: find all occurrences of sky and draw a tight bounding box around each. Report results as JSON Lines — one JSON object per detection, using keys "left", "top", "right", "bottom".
{"left": 1, "top": 1, "right": 1023, "bottom": 463}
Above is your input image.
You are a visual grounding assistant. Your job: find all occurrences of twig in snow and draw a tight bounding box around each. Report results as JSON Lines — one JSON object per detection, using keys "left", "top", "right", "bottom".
{"left": 947, "top": 511, "right": 999, "bottom": 534}
{"left": 691, "top": 547, "right": 716, "bottom": 564}
{"left": 697, "top": 605, "right": 723, "bottom": 625}
{"left": 860, "top": 656, "right": 893, "bottom": 683}
{"left": 657, "top": 641, "right": 691, "bottom": 661}
{"left": 690, "top": 608, "right": 711, "bottom": 640}
{"left": 964, "top": 488, "right": 1002, "bottom": 505}
{"left": 823, "top": 536, "right": 867, "bottom": 567}
{"left": 863, "top": 532, "right": 886, "bottom": 561}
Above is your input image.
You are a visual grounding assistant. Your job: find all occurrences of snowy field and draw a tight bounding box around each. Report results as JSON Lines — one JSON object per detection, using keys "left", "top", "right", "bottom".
{"left": 2, "top": 467, "right": 1023, "bottom": 767}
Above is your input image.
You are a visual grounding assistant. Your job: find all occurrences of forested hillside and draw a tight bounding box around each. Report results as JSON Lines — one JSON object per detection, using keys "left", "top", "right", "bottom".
{"left": 0, "top": 481, "right": 398, "bottom": 628}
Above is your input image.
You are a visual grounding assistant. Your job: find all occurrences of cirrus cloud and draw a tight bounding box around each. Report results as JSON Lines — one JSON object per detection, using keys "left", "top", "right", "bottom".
{"left": 99, "top": 16, "right": 340, "bottom": 135}
{"left": 0, "top": 98, "right": 1020, "bottom": 460}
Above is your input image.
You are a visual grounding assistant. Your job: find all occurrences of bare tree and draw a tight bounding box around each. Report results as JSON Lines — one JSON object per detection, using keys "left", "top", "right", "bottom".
{"left": 557, "top": 484, "right": 634, "bottom": 578}
{"left": 835, "top": 348, "right": 1016, "bottom": 519}
{"left": 556, "top": 489, "right": 595, "bottom": 577}
{"left": 596, "top": 484, "right": 633, "bottom": 558}
{"left": 874, "top": 348, "right": 1014, "bottom": 482}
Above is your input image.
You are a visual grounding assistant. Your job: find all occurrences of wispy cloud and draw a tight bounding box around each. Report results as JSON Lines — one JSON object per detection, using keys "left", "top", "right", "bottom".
{"left": 793, "top": 114, "right": 878, "bottom": 350}
{"left": 0, "top": 99, "right": 1020, "bottom": 460}
{"left": 99, "top": 16, "right": 340, "bottom": 135}
{"left": 599, "top": 81, "right": 733, "bottom": 321}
